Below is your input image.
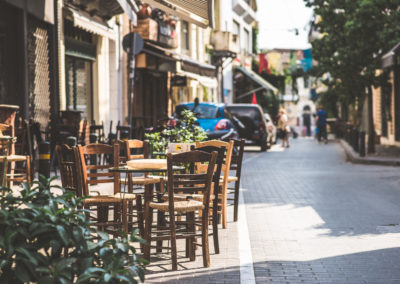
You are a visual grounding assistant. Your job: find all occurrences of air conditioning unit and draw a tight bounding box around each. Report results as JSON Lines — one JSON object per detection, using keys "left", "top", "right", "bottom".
{"left": 211, "top": 31, "right": 239, "bottom": 54}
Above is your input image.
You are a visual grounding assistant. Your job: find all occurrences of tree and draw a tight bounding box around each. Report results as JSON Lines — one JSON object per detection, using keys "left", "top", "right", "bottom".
{"left": 305, "top": 0, "right": 400, "bottom": 153}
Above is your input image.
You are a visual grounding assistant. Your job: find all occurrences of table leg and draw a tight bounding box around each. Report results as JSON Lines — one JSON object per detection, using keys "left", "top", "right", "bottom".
{"left": 143, "top": 184, "right": 153, "bottom": 261}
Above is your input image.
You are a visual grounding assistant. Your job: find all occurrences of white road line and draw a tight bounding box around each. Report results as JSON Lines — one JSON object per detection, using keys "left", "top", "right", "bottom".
{"left": 238, "top": 189, "right": 256, "bottom": 284}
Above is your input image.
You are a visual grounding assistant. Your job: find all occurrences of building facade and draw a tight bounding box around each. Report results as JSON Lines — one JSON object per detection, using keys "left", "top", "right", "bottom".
{"left": 213, "top": 0, "right": 257, "bottom": 103}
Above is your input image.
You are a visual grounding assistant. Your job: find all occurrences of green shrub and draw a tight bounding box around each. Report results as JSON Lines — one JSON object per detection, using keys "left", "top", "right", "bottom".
{"left": 0, "top": 176, "right": 146, "bottom": 283}
{"left": 145, "top": 110, "right": 207, "bottom": 153}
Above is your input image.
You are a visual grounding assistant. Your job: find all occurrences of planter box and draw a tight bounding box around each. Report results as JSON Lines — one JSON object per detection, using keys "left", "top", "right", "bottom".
{"left": 133, "top": 18, "right": 158, "bottom": 42}
{"left": 168, "top": 142, "right": 195, "bottom": 153}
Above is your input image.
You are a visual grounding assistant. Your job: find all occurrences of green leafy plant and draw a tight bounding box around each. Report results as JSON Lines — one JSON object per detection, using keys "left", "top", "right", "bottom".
{"left": 0, "top": 176, "right": 146, "bottom": 284}
{"left": 145, "top": 110, "right": 207, "bottom": 153}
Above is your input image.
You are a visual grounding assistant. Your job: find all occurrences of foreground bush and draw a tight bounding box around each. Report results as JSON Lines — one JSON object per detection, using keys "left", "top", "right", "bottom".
{"left": 0, "top": 176, "right": 146, "bottom": 283}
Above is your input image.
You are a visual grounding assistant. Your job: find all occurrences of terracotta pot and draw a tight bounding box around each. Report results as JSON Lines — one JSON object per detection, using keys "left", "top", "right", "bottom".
{"left": 138, "top": 5, "right": 152, "bottom": 19}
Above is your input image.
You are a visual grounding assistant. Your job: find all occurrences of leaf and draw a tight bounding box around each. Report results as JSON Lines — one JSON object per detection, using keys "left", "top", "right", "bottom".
{"left": 38, "top": 276, "right": 56, "bottom": 284}
{"left": 56, "top": 225, "right": 69, "bottom": 245}
{"left": 15, "top": 262, "right": 31, "bottom": 283}
{"left": 15, "top": 247, "right": 38, "bottom": 266}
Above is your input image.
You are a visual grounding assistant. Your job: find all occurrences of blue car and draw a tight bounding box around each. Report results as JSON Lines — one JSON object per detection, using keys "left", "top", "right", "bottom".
{"left": 175, "top": 102, "right": 238, "bottom": 140}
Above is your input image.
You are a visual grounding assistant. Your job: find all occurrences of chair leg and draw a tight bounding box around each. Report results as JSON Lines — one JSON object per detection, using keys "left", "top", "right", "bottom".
{"left": 169, "top": 209, "right": 178, "bottom": 271}
{"left": 187, "top": 211, "right": 196, "bottom": 261}
{"left": 202, "top": 212, "right": 210, "bottom": 268}
{"left": 156, "top": 185, "right": 164, "bottom": 253}
{"left": 143, "top": 203, "right": 152, "bottom": 261}
{"left": 136, "top": 195, "right": 144, "bottom": 240}
{"left": 222, "top": 186, "right": 228, "bottom": 229}
{"left": 212, "top": 198, "right": 220, "bottom": 254}
{"left": 233, "top": 182, "right": 240, "bottom": 222}
{"left": 122, "top": 200, "right": 128, "bottom": 233}
{"left": 25, "top": 156, "right": 31, "bottom": 183}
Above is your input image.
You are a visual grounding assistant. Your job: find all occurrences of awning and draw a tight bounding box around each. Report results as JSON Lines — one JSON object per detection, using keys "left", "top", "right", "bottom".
{"left": 65, "top": 8, "right": 117, "bottom": 39}
{"left": 3, "top": 0, "right": 54, "bottom": 24}
{"left": 382, "top": 41, "right": 400, "bottom": 68}
{"left": 142, "top": 0, "right": 213, "bottom": 28}
{"left": 142, "top": 41, "right": 216, "bottom": 77}
{"left": 142, "top": 42, "right": 180, "bottom": 62}
{"left": 235, "top": 66, "right": 278, "bottom": 95}
{"left": 65, "top": 0, "right": 137, "bottom": 23}
{"left": 180, "top": 58, "right": 216, "bottom": 77}
{"left": 177, "top": 71, "right": 218, "bottom": 88}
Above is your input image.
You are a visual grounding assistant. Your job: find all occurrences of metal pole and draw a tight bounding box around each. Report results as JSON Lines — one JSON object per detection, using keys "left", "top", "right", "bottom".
{"left": 39, "top": 141, "right": 51, "bottom": 178}
{"left": 360, "top": 131, "right": 366, "bottom": 157}
{"left": 128, "top": 34, "right": 136, "bottom": 126}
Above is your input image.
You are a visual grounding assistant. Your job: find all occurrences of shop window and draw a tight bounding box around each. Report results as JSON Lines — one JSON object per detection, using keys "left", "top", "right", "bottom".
{"left": 181, "top": 21, "right": 189, "bottom": 53}
{"left": 65, "top": 56, "right": 93, "bottom": 120}
{"left": 244, "top": 28, "right": 250, "bottom": 54}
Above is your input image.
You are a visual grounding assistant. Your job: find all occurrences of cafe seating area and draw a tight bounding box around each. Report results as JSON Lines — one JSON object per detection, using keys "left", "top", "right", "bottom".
{"left": 54, "top": 137, "right": 244, "bottom": 270}
{"left": 0, "top": 104, "right": 246, "bottom": 271}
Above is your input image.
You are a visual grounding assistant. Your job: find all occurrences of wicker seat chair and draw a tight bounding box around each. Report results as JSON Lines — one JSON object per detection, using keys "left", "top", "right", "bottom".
{"left": 195, "top": 140, "right": 234, "bottom": 229}
{"left": 74, "top": 143, "right": 136, "bottom": 234}
{"left": 226, "top": 139, "right": 245, "bottom": 222}
{"left": 144, "top": 150, "right": 217, "bottom": 270}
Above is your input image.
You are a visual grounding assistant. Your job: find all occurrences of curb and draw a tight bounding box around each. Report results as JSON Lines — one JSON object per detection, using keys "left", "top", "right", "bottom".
{"left": 339, "top": 139, "right": 400, "bottom": 167}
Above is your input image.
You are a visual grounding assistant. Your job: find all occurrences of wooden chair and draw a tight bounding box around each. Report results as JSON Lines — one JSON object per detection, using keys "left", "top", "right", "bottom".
{"left": 55, "top": 144, "right": 83, "bottom": 196}
{"left": 0, "top": 123, "right": 31, "bottom": 186}
{"left": 227, "top": 139, "right": 245, "bottom": 222}
{"left": 116, "top": 121, "right": 132, "bottom": 140}
{"left": 74, "top": 143, "right": 136, "bottom": 234}
{"left": 192, "top": 145, "right": 225, "bottom": 254}
{"left": 144, "top": 150, "right": 217, "bottom": 270}
{"left": 90, "top": 121, "right": 105, "bottom": 144}
{"left": 118, "top": 139, "right": 164, "bottom": 235}
{"left": 78, "top": 120, "right": 88, "bottom": 145}
{"left": 196, "top": 140, "right": 234, "bottom": 229}
{"left": 162, "top": 145, "right": 225, "bottom": 254}
{"left": 56, "top": 144, "right": 130, "bottom": 234}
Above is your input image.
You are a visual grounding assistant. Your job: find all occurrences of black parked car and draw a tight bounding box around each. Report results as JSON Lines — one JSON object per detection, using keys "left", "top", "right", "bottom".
{"left": 226, "top": 104, "right": 269, "bottom": 151}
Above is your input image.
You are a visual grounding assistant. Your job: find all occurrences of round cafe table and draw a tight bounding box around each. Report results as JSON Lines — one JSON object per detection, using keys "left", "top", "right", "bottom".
{"left": 109, "top": 162, "right": 184, "bottom": 226}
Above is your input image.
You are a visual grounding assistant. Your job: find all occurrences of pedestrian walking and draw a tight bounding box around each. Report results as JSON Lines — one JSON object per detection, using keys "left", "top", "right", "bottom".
{"left": 278, "top": 109, "right": 290, "bottom": 148}
{"left": 316, "top": 106, "right": 328, "bottom": 143}
{"left": 302, "top": 111, "right": 311, "bottom": 137}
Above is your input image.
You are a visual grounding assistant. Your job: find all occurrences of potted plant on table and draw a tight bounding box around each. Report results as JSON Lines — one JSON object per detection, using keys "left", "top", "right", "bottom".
{"left": 145, "top": 110, "right": 207, "bottom": 155}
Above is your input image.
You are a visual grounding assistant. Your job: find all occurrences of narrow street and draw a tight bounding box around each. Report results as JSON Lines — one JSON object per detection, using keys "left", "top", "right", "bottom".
{"left": 242, "top": 138, "right": 400, "bottom": 283}
{"left": 148, "top": 138, "right": 400, "bottom": 283}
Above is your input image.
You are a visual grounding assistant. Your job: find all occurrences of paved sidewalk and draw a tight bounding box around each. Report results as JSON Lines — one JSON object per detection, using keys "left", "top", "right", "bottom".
{"left": 340, "top": 139, "right": 400, "bottom": 166}
{"left": 145, "top": 205, "right": 241, "bottom": 283}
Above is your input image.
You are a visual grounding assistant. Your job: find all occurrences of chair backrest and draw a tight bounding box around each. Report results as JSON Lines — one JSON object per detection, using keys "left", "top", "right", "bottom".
{"left": 78, "top": 120, "right": 88, "bottom": 145}
{"left": 56, "top": 144, "right": 81, "bottom": 197}
{"left": 76, "top": 143, "right": 120, "bottom": 196}
{"left": 230, "top": 139, "right": 245, "bottom": 177}
{"left": 195, "top": 140, "right": 234, "bottom": 184}
{"left": 114, "top": 139, "right": 149, "bottom": 165}
{"left": 116, "top": 121, "right": 132, "bottom": 140}
{"left": 125, "top": 139, "right": 149, "bottom": 159}
{"left": 166, "top": 150, "right": 217, "bottom": 210}
{"left": 90, "top": 121, "right": 105, "bottom": 143}
{"left": 194, "top": 145, "right": 225, "bottom": 196}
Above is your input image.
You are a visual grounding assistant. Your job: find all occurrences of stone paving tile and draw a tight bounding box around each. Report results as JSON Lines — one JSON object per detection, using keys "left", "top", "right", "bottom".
{"left": 144, "top": 206, "right": 241, "bottom": 283}
{"left": 242, "top": 139, "right": 400, "bottom": 283}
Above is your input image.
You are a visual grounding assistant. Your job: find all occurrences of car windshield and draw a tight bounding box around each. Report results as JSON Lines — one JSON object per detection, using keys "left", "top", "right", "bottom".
{"left": 227, "top": 107, "right": 261, "bottom": 121}
{"left": 193, "top": 105, "right": 219, "bottom": 119}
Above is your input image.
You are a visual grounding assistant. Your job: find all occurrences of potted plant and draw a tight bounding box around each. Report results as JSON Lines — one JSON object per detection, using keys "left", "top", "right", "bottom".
{"left": 145, "top": 110, "right": 207, "bottom": 155}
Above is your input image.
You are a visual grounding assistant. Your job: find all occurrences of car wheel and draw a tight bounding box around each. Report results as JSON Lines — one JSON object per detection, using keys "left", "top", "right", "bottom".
{"left": 260, "top": 132, "right": 267, "bottom": 152}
